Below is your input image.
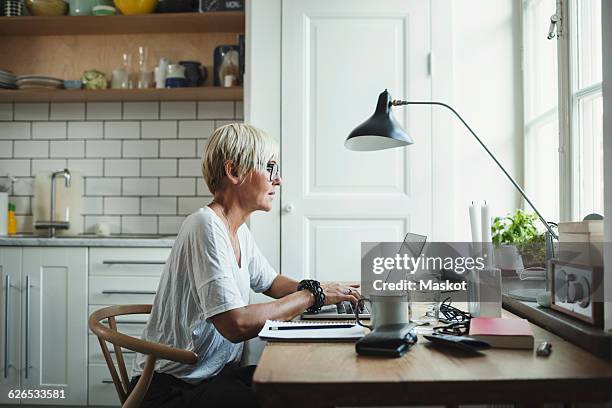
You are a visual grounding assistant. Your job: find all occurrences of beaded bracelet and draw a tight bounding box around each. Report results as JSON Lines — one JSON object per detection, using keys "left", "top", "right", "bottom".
{"left": 297, "top": 279, "right": 325, "bottom": 313}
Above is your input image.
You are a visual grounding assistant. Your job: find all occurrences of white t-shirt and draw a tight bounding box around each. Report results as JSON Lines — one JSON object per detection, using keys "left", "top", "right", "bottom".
{"left": 131, "top": 206, "right": 278, "bottom": 384}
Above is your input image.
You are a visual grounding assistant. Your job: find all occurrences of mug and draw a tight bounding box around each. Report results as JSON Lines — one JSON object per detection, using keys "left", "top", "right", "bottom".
{"left": 354, "top": 294, "right": 410, "bottom": 330}
{"left": 179, "top": 61, "right": 207, "bottom": 87}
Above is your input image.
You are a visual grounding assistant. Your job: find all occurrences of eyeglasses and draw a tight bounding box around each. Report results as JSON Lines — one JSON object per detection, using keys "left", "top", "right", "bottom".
{"left": 266, "top": 162, "right": 280, "bottom": 182}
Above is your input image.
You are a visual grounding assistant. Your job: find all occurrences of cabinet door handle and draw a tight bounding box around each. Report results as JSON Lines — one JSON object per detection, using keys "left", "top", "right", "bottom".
{"left": 102, "top": 260, "right": 166, "bottom": 265}
{"left": 101, "top": 379, "right": 114, "bottom": 384}
{"left": 101, "top": 290, "right": 156, "bottom": 295}
{"left": 4, "top": 275, "right": 9, "bottom": 379}
{"left": 25, "top": 276, "right": 30, "bottom": 379}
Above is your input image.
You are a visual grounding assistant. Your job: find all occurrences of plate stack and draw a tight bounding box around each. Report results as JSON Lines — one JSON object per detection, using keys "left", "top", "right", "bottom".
{"left": 4, "top": 0, "right": 24, "bottom": 16}
{"left": 16, "top": 75, "right": 65, "bottom": 89}
{"left": 0, "top": 69, "right": 17, "bottom": 89}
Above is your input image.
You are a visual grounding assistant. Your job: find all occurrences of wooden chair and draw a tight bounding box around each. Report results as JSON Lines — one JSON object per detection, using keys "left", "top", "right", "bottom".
{"left": 88, "top": 305, "right": 198, "bottom": 408}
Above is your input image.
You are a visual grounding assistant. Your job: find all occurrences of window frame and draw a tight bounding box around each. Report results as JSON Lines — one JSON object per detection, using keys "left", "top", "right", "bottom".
{"left": 523, "top": 0, "right": 603, "bottom": 222}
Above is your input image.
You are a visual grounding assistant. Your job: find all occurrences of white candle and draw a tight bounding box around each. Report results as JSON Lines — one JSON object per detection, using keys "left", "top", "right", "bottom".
{"left": 469, "top": 202, "right": 481, "bottom": 243}
{"left": 481, "top": 202, "right": 492, "bottom": 242}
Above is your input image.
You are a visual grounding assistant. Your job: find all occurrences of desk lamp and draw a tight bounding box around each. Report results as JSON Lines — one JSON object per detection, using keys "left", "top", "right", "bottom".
{"left": 345, "top": 89, "right": 557, "bottom": 301}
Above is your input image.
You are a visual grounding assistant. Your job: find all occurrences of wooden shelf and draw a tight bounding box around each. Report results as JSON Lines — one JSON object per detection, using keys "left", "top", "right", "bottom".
{"left": 0, "top": 87, "right": 243, "bottom": 102}
{"left": 0, "top": 11, "right": 245, "bottom": 36}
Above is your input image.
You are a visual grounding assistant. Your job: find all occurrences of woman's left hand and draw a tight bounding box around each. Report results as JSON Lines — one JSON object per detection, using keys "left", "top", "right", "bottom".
{"left": 321, "top": 283, "right": 361, "bottom": 306}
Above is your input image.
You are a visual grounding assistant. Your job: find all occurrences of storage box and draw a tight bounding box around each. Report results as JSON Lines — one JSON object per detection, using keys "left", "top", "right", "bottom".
{"left": 199, "top": 0, "right": 244, "bottom": 12}
{"left": 557, "top": 221, "right": 603, "bottom": 266}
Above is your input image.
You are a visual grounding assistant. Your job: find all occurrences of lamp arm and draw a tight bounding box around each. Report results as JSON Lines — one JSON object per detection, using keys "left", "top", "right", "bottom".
{"left": 392, "top": 99, "right": 558, "bottom": 240}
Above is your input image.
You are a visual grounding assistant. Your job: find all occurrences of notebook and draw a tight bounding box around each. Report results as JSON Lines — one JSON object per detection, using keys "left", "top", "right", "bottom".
{"left": 258, "top": 320, "right": 366, "bottom": 342}
{"left": 468, "top": 317, "right": 534, "bottom": 349}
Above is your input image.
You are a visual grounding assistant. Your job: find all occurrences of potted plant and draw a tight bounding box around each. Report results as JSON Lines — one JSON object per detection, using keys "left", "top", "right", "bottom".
{"left": 492, "top": 209, "right": 546, "bottom": 270}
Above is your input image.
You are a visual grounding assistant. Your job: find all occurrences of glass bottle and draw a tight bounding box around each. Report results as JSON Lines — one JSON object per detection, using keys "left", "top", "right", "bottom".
{"left": 7, "top": 203, "right": 17, "bottom": 235}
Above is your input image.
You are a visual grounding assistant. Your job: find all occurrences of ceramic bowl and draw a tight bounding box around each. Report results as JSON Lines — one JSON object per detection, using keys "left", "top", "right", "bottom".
{"left": 92, "top": 5, "right": 117, "bottom": 15}
{"left": 25, "top": 0, "right": 67, "bottom": 16}
{"left": 64, "top": 80, "right": 82, "bottom": 89}
{"left": 113, "top": 0, "right": 157, "bottom": 15}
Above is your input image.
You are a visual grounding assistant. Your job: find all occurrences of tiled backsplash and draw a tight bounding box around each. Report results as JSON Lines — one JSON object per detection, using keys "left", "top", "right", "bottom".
{"left": 0, "top": 100, "right": 243, "bottom": 234}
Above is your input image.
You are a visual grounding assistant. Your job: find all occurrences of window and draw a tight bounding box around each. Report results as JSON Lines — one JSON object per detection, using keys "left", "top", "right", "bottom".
{"left": 569, "top": 0, "right": 603, "bottom": 219}
{"left": 522, "top": 0, "right": 560, "bottom": 222}
{"left": 522, "top": 0, "right": 603, "bottom": 221}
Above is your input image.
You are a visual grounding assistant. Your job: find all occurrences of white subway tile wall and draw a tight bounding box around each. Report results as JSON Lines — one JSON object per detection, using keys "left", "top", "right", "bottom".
{"left": 68, "top": 122, "right": 103, "bottom": 139}
{"left": 32, "top": 121, "right": 66, "bottom": 139}
{"left": 161, "top": 101, "right": 196, "bottom": 120}
{"left": 0, "top": 104, "right": 13, "bottom": 121}
{"left": 86, "top": 102, "right": 122, "bottom": 120}
{"left": 0, "top": 141, "right": 12, "bottom": 158}
{"left": 0, "top": 101, "right": 243, "bottom": 234}
{"left": 50, "top": 103, "right": 85, "bottom": 120}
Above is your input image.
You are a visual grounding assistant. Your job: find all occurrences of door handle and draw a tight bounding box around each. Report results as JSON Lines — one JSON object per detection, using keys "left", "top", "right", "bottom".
{"left": 283, "top": 204, "right": 294, "bottom": 213}
{"left": 4, "top": 275, "right": 9, "bottom": 378}
{"left": 25, "top": 275, "right": 30, "bottom": 379}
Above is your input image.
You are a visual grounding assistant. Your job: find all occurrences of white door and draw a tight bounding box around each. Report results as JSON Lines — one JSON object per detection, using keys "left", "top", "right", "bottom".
{"left": 0, "top": 248, "right": 21, "bottom": 404}
{"left": 281, "top": 0, "right": 433, "bottom": 281}
{"left": 21, "top": 247, "right": 88, "bottom": 406}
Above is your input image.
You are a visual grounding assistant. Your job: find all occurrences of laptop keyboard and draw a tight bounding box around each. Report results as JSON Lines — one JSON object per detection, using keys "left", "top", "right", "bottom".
{"left": 336, "top": 301, "right": 369, "bottom": 315}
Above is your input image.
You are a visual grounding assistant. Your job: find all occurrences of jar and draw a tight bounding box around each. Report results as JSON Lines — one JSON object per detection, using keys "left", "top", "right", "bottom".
{"left": 69, "top": 0, "right": 98, "bottom": 15}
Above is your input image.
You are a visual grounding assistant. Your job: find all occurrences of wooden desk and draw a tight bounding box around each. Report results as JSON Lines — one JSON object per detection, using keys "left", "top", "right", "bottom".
{"left": 253, "top": 309, "right": 612, "bottom": 407}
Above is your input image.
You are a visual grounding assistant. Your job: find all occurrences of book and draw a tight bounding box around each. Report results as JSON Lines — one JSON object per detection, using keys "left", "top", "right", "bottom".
{"left": 468, "top": 317, "right": 534, "bottom": 349}
{"left": 258, "top": 320, "right": 366, "bottom": 342}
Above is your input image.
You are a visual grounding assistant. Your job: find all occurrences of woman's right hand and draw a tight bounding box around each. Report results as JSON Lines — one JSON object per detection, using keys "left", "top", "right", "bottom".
{"left": 321, "top": 282, "right": 361, "bottom": 306}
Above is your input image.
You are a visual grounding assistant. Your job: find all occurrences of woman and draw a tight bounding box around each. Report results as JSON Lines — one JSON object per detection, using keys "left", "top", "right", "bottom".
{"left": 130, "top": 123, "right": 359, "bottom": 408}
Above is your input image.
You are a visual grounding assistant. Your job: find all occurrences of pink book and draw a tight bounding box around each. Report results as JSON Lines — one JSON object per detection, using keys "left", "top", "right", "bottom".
{"left": 468, "top": 317, "right": 534, "bottom": 349}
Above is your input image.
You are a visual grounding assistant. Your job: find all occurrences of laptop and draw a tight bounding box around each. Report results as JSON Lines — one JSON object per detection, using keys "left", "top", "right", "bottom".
{"left": 301, "top": 233, "right": 427, "bottom": 320}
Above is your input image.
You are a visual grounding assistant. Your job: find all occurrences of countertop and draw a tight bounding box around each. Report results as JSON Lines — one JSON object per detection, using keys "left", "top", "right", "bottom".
{"left": 0, "top": 234, "right": 176, "bottom": 247}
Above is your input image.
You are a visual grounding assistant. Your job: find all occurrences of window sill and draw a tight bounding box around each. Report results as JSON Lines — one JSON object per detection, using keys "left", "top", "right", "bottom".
{"left": 502, "top": 294, "right": 612, "bottom": 360}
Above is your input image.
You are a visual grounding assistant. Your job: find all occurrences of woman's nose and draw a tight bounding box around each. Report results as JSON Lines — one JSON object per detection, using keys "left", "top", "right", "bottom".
{"left": 272, "top": 175, "right": 282, "bottom": 185}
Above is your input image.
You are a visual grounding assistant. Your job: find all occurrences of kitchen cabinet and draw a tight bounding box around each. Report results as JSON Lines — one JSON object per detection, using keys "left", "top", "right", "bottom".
{"left": 0, "top": 248, "right": 21, "bottom": 405}
{"left": 87, "top": 247, "right": 170, "bottom": 407}
{"left": 0, "top": 247, "right": 88, "bottom": 406}
{"left": 0, "top": 12, "right": 245, "bottom": 103}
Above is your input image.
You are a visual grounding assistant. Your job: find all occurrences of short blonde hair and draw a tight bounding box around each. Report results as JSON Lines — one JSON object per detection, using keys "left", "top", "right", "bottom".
{"left": 202, "top": 123, "right": 278, "bottom": 194}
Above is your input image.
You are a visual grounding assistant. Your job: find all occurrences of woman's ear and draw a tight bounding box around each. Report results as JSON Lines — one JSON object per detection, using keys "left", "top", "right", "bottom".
{"left": 223, "top": 161, "right": 240, "bottom": 185}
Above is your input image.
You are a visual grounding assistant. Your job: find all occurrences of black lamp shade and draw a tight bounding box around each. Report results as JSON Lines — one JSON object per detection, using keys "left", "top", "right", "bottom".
{"left": 345, "top": 89, "right": 413, "bottom": 151}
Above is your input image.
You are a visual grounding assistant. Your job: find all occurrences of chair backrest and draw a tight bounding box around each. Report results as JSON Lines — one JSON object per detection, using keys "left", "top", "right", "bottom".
{"left": 88, "top": 305, "right": 198, "bottom": 408}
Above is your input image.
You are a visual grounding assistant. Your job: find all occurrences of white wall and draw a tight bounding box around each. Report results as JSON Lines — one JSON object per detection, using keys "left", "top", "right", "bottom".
{"left": 449, "top": 0, "right": 523, "bottom": 240}
{"left": 242, "top": 0, "right": 281, "bottom": 365}
{"left": 602, "top": 0, "right": 612, "bottom": 332}
{"left": 245, "top": 0, "right": 281, "bottom": 272}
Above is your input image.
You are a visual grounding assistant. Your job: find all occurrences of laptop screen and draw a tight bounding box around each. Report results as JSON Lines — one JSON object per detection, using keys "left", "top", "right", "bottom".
{"left": 382, "top": 232, "right": 427, "bottom": 284}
